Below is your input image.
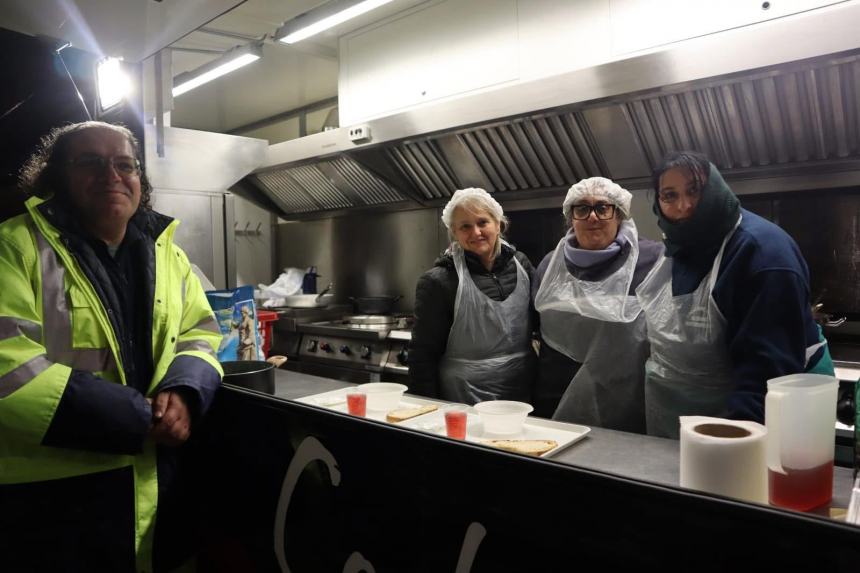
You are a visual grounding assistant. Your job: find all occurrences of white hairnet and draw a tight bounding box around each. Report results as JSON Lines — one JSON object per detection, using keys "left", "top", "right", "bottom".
{"left": 562, "top": 177, "right": 633, "bottom": 220}
{"left": 441, "top": 187, "right": 504, "bottom": 229}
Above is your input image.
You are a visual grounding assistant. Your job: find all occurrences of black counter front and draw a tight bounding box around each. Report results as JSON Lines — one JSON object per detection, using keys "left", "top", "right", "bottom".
{"left": 181, "top": 370, "right": 860, "bottom": 572}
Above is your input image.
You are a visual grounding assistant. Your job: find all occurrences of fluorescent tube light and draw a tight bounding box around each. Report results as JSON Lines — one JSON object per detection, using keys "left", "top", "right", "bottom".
{"left": 172, "top": 44, "right": 262, "bottom": 97}
{"left": 97, "top": 57, "right": 131, "bottom": 110}
{"left": 277, "top": 0, "right": 395, "bottom": 44}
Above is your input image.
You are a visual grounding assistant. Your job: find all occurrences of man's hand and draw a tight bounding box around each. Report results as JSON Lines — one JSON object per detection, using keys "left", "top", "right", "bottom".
{"left": 148, "top": 390, "right": 191, "bottom": 447}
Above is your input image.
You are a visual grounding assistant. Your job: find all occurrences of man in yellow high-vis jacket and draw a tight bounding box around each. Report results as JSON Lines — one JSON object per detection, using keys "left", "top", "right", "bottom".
{"left": 0, "top": 121, "right": 223, "bottom": 572}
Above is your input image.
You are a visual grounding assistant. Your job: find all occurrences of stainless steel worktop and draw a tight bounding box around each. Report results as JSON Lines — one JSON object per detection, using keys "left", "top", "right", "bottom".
{"left": 249, "top": 369, "right": 855, "bottom": 519}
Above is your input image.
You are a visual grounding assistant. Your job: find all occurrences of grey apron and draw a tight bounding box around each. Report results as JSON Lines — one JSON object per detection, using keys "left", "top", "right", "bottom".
{"left": 635, "top": 216, "right": 741, "bottom": 438}
{"left": 534, "top": 221, "right": 648, "bottom": 431}
{"left": 438, "top": 244, "right": 534, "bottom": 404}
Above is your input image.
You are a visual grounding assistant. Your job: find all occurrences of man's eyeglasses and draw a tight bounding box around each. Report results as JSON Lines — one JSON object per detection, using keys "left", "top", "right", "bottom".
{"left": 571, "top": 203, "right": 616, "bottom": 220}
{"left": 67, "top": 155, "right": 140, "bottom": 176}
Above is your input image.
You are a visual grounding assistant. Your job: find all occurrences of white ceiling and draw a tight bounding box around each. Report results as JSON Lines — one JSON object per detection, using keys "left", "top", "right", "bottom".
{"left": 168, "top": 0, "right": 427, "bottom": 134}
{"left": 0, "top": 0, "right": 247, "bottom": 62}
{"left": 0, "top": 0, "right": 427, "bottom": 136}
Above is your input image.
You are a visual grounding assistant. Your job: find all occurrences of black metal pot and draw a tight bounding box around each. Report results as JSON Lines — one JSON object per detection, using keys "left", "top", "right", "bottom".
{"left": 221, "top": 360, "right": 275, "bottom": 394}
{"left": 350, "top": 295, "right": 402, "bottom": 315}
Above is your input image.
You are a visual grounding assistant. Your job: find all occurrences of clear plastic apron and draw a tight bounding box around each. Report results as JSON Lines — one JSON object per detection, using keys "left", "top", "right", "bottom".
{"left": 534, "top": 221, "right": 648, "bottom": 431}
{"left": 438, "top": 244, "right": 534, "bottom": 404}
{"left": 636, "top": 216, "right": 742, "bottom": 438}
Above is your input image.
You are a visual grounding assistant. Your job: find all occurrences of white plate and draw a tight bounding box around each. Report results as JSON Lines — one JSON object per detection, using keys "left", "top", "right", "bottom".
{"left": 295, "top": 387, "right": 444, "bottom": 423}
{"left": 399, "top": 409, "right": 591, "bottom": 458}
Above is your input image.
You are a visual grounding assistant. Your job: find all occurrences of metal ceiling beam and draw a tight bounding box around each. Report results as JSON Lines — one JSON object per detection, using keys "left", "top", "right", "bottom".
{"left": 228, "top": 96, "right": 338, "bottom": 135}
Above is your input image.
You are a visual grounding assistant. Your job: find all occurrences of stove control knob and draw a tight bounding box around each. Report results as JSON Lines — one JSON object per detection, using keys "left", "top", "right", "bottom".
{"left": 319, "top": 342, "right": 333, "bottom": 353}
{"left": 360, "top": 345, "right": 372, "bottom": 359}
{"left": 339, "top": 345, "right": 351, "bottom": 355}
{"left": 306, "top": 339, "right": 318, "bottom": 352}
{"left": 397, "top": 348, "right": 409, "bottom": 365}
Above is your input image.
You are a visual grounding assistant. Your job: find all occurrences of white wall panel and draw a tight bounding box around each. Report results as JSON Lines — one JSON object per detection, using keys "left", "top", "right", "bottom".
{"left": 340, "top": 0, "right": 519, "bottom": 125}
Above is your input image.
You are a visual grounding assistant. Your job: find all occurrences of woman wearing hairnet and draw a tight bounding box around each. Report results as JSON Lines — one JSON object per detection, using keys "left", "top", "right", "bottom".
{"left": 409, "top": 188, "right": 536, "bottom": 404}
{"left": 532, "top": 178, "right": 663, "bottom": 430}
{"left": 638, "top": 151, "right": 834, "bottom": 438}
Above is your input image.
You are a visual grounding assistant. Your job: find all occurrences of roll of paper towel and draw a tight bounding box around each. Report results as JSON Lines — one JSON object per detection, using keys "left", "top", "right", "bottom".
{"left": 679, "top": 416, "right": 768, "bottom": 504}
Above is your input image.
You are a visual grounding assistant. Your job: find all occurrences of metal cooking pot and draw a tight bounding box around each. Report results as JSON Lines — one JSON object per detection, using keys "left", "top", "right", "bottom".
{"left": 350, "top": 295, "right": 401, "bottom": 315}
{"left": 221, "top": 356, "right": 287, "bottom": 394}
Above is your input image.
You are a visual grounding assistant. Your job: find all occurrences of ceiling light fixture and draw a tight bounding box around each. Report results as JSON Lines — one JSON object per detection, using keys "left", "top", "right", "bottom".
{"left": 96, "top": 57, "right": 131, "bottom": 111}
{"left": 172, "top": 43, "right": 262, "bottom": 97}
{"left": 276, "top": 0, "right": 395, "bottom": 44}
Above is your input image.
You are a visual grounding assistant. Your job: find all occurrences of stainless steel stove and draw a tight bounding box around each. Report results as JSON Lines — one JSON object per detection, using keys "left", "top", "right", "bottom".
{"left": 294, "top": 315, "right": 412, "bottom": 383}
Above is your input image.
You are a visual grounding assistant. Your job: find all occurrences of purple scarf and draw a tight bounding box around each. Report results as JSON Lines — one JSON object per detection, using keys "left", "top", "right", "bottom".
{"left": 563, "top": 229, "right": 627, "bottom": 269}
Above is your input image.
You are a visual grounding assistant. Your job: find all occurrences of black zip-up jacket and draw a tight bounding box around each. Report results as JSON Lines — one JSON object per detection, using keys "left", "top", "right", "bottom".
{"left": 409, "top": 243, "right": 535, "bottom": 398}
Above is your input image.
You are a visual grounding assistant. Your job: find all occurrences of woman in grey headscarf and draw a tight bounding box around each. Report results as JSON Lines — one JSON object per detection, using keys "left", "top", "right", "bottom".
{"left": 532, "top": 177, "right": 662, "bottom": 432}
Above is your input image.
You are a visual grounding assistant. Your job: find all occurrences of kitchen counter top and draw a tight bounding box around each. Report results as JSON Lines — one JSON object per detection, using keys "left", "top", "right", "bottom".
{"left": 251, "top": 369, "right": 856, "bottom": 517}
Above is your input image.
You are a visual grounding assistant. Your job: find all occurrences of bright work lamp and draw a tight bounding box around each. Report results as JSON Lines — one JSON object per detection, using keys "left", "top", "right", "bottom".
{"left": 97, "top": 57, "right": 131, "bottom": 110}
{"left": 276, "top": 0, "right": 395, "bottom": 44}
{"left": 172, "top": 43, "right": 263, "bottom": 97}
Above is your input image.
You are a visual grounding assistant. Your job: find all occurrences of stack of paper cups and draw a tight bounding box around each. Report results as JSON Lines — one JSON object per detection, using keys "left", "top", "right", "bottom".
{"left": 679, "top": 416, "right": 768, "bottom": 504}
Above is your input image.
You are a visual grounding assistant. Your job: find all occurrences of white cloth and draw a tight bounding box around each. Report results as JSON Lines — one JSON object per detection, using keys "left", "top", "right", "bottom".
{"left": 635, "top": 215, "right": 742, "bottom": 438}
{"left": 438, "top": 244, "right": 533, "bottom": 405}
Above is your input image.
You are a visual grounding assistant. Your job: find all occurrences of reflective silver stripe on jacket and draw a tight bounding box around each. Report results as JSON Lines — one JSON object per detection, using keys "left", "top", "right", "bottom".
{"left": 805, "top": 340, "right": 827, "bottom": 368}
{"left": 0, "top": 317, "right": 42, "bottom": 343}
{"left": 0, "top": 355, "right": 52, "bottom": 398}
{"left": 33, "top": 229, "right": 116, "bottom": 373}
{"left": 193, "top": 316, "right": 221, "bottom": 334}
{"left": 175, "top": 340, "right": 216, "bottom": 356}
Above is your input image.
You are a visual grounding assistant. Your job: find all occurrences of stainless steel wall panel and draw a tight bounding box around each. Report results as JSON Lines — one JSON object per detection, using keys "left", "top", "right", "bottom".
{"left": 276, "top": 208, "right": 447, "bottom": 313}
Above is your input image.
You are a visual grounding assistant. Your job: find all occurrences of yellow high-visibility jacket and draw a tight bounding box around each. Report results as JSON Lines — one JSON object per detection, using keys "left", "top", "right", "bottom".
{"left": 0, "top": 196, "right": 223, "bottom": 572}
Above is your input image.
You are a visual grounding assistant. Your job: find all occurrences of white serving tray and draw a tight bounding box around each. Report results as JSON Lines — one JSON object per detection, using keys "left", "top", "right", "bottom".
{"left": 399, "top": 408, "right": 591, "bottom": 458}
{"left": 295, "top": 387, "right": 444, "bottom": 423}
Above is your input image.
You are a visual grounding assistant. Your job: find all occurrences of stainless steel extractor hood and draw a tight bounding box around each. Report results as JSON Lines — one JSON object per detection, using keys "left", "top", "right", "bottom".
{"left": 243, "top": 2, "right": 860, "bottom": 219}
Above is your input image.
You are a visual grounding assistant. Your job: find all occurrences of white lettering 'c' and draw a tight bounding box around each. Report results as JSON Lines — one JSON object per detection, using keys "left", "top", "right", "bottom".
{"left": 273, "top": 436, "right": 375, "bottom": 573}
{"left": 273, "top": 436, "right": 486, "bottom": 573}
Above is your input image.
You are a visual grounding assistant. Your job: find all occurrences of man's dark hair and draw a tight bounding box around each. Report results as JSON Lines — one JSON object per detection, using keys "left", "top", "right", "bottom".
{"left": 18, "top": 121, "right": 152, "bottom": 210}
{"left": 651, "top": 150, "right": 711, "bottom": 195}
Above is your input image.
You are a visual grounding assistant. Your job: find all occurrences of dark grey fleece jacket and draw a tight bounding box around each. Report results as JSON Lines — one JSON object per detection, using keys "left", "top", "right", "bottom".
{"left": 409, "top": 243, "right": 535, "bottom": 399}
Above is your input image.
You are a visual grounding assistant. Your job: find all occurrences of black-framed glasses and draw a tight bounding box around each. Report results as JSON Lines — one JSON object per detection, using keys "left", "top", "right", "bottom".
{"left": 571, "top": 203, "right": 616, "bottom": 220}
{"left": 67, "top": 154, "right": 140, "bottom": 176}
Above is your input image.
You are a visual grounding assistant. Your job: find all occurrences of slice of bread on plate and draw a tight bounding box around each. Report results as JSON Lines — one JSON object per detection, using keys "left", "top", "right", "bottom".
{"left": 482, "top": 439, "right": 558, "bottom": 456}
{"left": 386, "top": 404, "right": 438, "bottom": 423}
